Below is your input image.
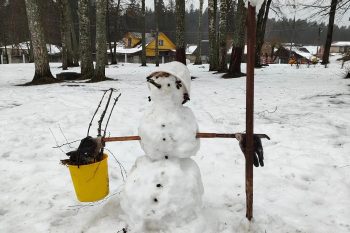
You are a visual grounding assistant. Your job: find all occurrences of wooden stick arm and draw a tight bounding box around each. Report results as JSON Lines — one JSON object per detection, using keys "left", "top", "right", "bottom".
{"left": 103, "top": 136, "right": 141, "bottom": 142}
{"left": 102, "top": 133, "right": 269, "bottom": 142}
{"left": 102, "top": 133, "right": 237, "bottom": 142}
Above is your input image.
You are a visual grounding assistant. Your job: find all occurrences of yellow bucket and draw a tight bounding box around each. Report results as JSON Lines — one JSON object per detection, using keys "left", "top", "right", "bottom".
{"left": 68, "top": 154, "right": 109, "bottom": 202}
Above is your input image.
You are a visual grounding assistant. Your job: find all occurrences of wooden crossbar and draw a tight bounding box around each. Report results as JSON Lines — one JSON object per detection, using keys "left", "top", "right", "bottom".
{"left": 102, "top": 133, "right": 239, "bottom": 143}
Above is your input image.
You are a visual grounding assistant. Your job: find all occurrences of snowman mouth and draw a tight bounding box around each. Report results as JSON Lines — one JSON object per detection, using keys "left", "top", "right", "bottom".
{"left": 146, "top": 76, "right": 162, "bottom": 89}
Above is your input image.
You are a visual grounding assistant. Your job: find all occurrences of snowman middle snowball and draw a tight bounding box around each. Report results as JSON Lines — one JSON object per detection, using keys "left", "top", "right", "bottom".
{"left": 138, "top": 61, "right": 200, "bottom": 160}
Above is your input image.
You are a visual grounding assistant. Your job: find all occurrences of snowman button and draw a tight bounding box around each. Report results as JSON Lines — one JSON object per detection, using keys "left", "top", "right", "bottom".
{"left": 162, "top": 138, "right": 166, "bottom": 141}
{"left": 161, "top": 124, "right": 165, "bottom": 127}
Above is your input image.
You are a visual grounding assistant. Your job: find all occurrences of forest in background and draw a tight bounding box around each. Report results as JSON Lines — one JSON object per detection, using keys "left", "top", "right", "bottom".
{"left": 1, "top": 0, "right": 350, "bottom": 49}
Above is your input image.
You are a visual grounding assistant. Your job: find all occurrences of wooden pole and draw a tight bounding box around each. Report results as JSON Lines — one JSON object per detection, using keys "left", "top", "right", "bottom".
{"left": 246, "top": 2, "right": 256, "bottom": 221}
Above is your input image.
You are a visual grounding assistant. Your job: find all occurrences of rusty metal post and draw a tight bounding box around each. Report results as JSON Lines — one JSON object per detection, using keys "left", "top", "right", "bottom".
{"left": 246, "top": 2, "right": 256, "bottom": 221}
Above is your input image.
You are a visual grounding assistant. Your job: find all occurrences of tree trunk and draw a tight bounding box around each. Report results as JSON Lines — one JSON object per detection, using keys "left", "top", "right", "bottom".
{"left": 255, "top": 0, "right": 271, "bottom": 68}
{"left": 194, "top": 0, "right": 203, "bottom": 65}
{"left": 112, "top": 0, "right": 121, "bottom": 65}
{"left": 208, "top": 0, "right": 218, "bottom": 70}
{"left": 322, "top": 0, "right": 338, "bottom": 65}
{"left": 62, "top": 0, "right": 78, "bottom": 67}
{"left": 92, "top": 0, "right": 107, "bottom": 82}
{"left": 4, "top": 45, "right": 9, "bottom": 64}
{"left": 141, "top": 0, "right": 146, "bottom": 66}
{"left": 154, "top": 0, "right": 159, "bottom": 66}
{"left": 175, "top": 0, "right": 186, "bottom": 65}
{"left": 107, "top": 0, "right": 114, "bottom": 65}
{"left": 58, "top": 0, "right": 68, "bottom": 70}
{"left": 27, "top": 41, "right": 34, "bottom": 63}
{"left": 213, "top": 0, "right": 219, "bottom": 69}
{"left": 78, "top": 0, "right": 94, "bottom": 80}
{"left": 225, "top": 0, "right": 246, "bottom": 78}
{"left": 113, "top": 39, "right": 117, "bottom": 63}
{"left": 25, "top": 0, "right": 56, "bottom": 84}
{"left": 69, "top": 1, "right": 80, "bottom": 67}
{"left": 218, "top": 0, "right": 228, "bottom": 72}
{"left": 64, "top": 0, "right": 74, "bottom": 66}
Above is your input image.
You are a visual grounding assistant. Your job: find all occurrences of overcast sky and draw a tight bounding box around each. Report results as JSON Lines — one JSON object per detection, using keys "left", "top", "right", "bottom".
{"left": 144, "top": 0, "right": 350, "bottom": 27}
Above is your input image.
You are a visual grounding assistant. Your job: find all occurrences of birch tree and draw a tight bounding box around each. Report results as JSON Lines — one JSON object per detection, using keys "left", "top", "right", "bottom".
{"left": 218, "top": 0, "right": 228, "bottom": 72}
{"left": 24, "top": 0, "right": 56, "bottom": 84}
{"left": 175, "top": 0, "right": 186, "bottom": 64}
{"left": 194, "top": 0, "right": 204, "bottom": 65}
{"left": 93, "top": 0, "right": 107, "bottom": 82}
{"left": 78, "top": 0, "right": 94, "bottom": 80}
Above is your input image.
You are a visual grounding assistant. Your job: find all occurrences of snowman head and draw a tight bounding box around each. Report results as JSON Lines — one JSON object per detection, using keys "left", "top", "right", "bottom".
{"left": 146, "top": 61, "right": 191, "bottom": 106}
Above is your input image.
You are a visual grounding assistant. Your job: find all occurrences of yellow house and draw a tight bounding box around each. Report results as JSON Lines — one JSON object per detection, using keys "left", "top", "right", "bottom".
{"left": 123, "top": 32, "right": 176, "bottom": 57}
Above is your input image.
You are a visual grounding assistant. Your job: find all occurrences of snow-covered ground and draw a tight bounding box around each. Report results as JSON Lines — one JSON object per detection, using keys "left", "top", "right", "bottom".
{"left": 0, "top": 59, "right": 349, "bottom": 232}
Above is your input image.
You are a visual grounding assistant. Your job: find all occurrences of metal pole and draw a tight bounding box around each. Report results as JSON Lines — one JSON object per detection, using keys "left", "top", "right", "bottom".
{"left": 246, "top": 2, "right": 256, "bottom": 221}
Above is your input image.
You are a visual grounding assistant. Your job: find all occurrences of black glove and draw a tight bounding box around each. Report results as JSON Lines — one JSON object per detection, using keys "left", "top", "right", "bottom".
{"left": 237, "top": 134, "right": 270, "bottom": 167}
{"left": 66, "top": 136, "right": 102, "bottom": 165}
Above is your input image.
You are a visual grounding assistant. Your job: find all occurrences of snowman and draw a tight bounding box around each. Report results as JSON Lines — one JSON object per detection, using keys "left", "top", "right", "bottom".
{"left": 120, "top": 62, "right": 205, "bottom": 232}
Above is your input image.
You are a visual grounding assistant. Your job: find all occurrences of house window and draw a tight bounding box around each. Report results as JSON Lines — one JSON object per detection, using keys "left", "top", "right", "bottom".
{"left": 128, "top": 38, "right": 132, "bottom": 47}
{"left": 158, "top": 40, "right": 164, "bottom": 46}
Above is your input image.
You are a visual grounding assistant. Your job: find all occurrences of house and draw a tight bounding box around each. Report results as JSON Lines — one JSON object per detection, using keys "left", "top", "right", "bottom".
{"left": 274, "top": 45, "right": 314, "bottom": 64}
{"left": 330, "top": 41, "right": 350, "bottom": 53}
{"left": 185, "top": 40, "right": 209, "bottom": 64}
{"left": 185, "top": 44, "right": 198, "bottom": 63}
{"left": 116, "top": 32, "right": 176, "bottom": 63}
{"left": 0, "top": 42, "right": 61, "bottom": 64}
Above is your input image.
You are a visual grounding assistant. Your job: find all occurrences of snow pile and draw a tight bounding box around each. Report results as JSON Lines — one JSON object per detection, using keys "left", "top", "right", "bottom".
{"left": 121, "top": 62, "right": 204, "bottom": 231}
{"left": 120, "top": 156, "right": 204, "bottom": 232}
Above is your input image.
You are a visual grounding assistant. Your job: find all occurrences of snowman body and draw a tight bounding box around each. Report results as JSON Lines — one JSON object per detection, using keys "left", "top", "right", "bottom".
{"left": 120, "top": 62, "right": 204, "bottom": 232}
{"left": 120, "top": 156, "right": 204, "bottom": 232}
{"left": 139, "top": 75, "right": 200, "bottom": 160}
